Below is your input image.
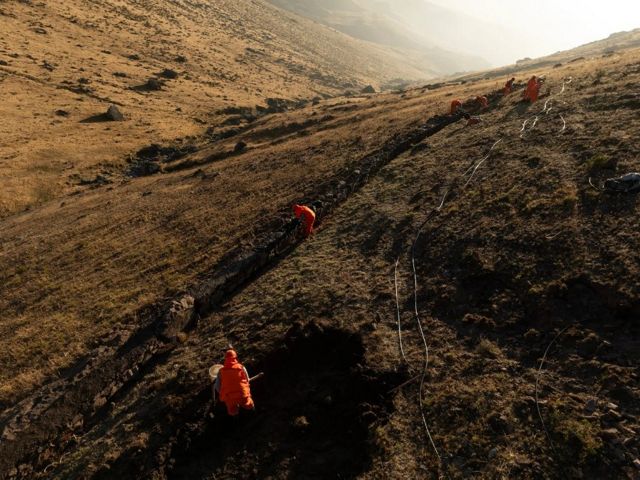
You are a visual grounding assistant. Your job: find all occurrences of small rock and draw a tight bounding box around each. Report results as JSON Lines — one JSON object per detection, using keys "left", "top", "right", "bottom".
{"left": 93, "top": 396, "right": 107, "bottom": 409}
{"left": 601, "top": 428, "right": 620, "bottom": 442}
{"left": 488, "top": 447, "right": 498, "bottom": 460}
{"left": 361, "top": 85, "right": 376, "bottom": 94}
{"left": 55, "top": 109, "right": 70, "bottom": 117}
{"left": 234, "top": 141, "right": 247, "bottom": 153}
{"left": 175, "top": 55, "right": 187, "bottom": 63}
{"left": 128, "top": 53, "right": 141, "bottom": 61}
{"left": 633, "top": 458, "right": 640, "bottom": 470}
{"left": 607, "top": 402, "right": 619, "bottom": 411}
{"left": 146, "top": 77, "right": 163, "bottom": 90}
{"left": 106, "top": 105, "right": 124, "bottom": 121}
{"left": 160, "top": 69, "right": 178, "bottom": 79}
{"left": 0, "top": 60, "right": 8, "bottom": 66}
{"left": 584, "top": 399, "right": 598, "bottom": 414}
{"left": 34, "top": 27, "right": 47, "bottom": 34}
{"left": 488, "top": 413, "right": 513, "bottom": 434}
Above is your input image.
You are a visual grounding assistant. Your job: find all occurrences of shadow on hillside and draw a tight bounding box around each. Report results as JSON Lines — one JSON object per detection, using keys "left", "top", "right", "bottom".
{"left": 79, "top": 113, "right": 112, "bottom": 123}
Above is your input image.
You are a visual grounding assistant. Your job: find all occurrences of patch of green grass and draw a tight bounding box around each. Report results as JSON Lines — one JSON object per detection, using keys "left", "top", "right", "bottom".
{"left": 585, "top": 153, "right": 615, "bottom": 172}
{"left": 475, "top": 338, "right": 503, "bottom": 359}
{"left": 549, "top": 410, "right": 603, "bottom": 463}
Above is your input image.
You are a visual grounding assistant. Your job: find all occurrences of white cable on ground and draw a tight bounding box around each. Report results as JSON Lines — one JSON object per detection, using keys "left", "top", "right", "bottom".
{"left": 394, "top": 258, "right": 411, "bottom": 366}
{"left": 410, "top": 191, "right": 448, "bottom": 468}
{"left": 464, "top": 139, "right": 503, "bottom": 187}
{"left": 559, "top": 115, "right": 567, "bottom": 134}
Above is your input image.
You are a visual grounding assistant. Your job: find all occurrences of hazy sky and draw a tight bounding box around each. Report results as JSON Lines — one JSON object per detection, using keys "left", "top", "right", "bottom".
{"left": 429, "top": 0, "right": 640, "bottom": 58}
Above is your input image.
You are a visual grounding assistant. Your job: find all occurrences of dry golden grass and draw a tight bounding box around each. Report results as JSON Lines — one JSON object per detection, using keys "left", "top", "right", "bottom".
{"left": 0, "top": 0, "right": 433, "bottom": 218}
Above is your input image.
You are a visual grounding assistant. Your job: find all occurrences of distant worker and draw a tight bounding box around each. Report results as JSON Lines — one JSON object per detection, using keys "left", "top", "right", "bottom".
{"left": 450, "top": 99, "right": 463, "bottom": 115}
{"left": 524, "top": 75, "right": 540, "bottom": 103}
{"left": 475, "top": 95, "right": 489, "bottom": 110}
{"left": 504, "top": 77, "right": 515, "bottom": 95}
{"left": 293, "top": 204, "right": 316, "bottom": 237}
{"left": 214, "top": 349, "right": 254, "bottom": 416}
{"left": 464, "top": 113, "right": 482, "bottom": 126}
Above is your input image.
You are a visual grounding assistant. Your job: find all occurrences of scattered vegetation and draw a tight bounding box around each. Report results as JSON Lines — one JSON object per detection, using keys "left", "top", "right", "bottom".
{"left": 586, "top": 153, "right": 616, "bottom": 172}
{"left": 548, "top": 410, "right": 604, "bottom": 463}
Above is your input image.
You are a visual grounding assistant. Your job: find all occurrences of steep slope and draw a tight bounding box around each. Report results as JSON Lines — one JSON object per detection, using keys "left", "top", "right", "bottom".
{"left": 265, "top": 0, "right": 490, "bottom": 73}
{"left": 1, "top": 43, "right": 639, "bottom": 479}
{"left": 0, "top": 0, "right": 429, "bottom": 217}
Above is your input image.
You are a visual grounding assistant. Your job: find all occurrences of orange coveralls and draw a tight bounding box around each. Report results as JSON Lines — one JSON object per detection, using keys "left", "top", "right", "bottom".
{"left": 450, "top": 99, "right": 462, "bottom": 115}
{"left": 476, "top": 96, "right": 489, "bottom": 109}
{"left": 293, "top": 204, "right": 316, "bottom": 236}
{"left": 218, "top": 350, "right": 254, "bottom": 416}
{"left": 524, "top": 76, "right": 540, "bottom": 103}
{"left": 504, "top": 78, "right": 515, "bottom": 95}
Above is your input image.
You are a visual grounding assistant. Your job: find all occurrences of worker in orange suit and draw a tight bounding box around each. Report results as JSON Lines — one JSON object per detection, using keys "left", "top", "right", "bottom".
{"left": 504, "top": 77, "right": 515, "bottom": 95}
{"left": 450, "top": 99, "right": 462, "bottom": 115}
{"left": 524, "top": 75, "right": 540, "bottom": 103}
{"left": 293, "top": 204, "right": 316, "bottom": 237}
{"left": 476, "top": 95, "right": 489, "bottom": 110}
{"left": 215, "top": 349, "right": 254, "bottom": 416}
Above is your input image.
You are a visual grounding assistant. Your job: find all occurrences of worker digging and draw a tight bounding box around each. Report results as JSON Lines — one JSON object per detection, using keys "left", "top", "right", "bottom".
{"left": 475, "top": 95, "right": 489, "bottom": 110}
{"left": 211, "top": 349, "right": 255, "bottom": 416}
{"left": 450, "top": 99, "right": 463, "bottom": 115}
{"left": 292, "top": 203, "right": 316, "bottom": 237}
{"left": 504, "top": 77, "right": 516, "bottom": 95}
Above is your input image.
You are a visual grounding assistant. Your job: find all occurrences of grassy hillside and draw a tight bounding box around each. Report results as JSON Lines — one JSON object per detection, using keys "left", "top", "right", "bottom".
{"left": 266, "top": 0, "right": 491, "bottom": 72}
{"left": 1, "top": 42, "right": 639, "bottom": 478}
{"left": 0, "top": 0, "right": 432, "bottom": 218}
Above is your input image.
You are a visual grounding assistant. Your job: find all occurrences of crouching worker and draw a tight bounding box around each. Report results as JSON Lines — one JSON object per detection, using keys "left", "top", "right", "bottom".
{"left": 475, "top": 95, "right": 489, "bottom": 110}
{"left": 504, "top": 77, "right": 515, "bottom": 96}
{"left": 450, "top": 99, "right": 463, "bottom": 115}
{"left": 293, "top": 204, "right": 316, "bottom": 237}
{"left": 214, "top": 349, "right": 254, "bottom": 416}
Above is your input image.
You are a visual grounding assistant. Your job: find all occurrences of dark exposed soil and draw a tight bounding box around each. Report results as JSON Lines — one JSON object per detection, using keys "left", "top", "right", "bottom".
{"left": 167, "top": 325, "right": 396, "bottom": 480}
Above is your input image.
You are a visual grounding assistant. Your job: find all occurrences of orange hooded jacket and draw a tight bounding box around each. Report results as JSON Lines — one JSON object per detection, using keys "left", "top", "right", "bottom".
{"left": 525, "top": 76, "right": 539, "bottom": 103}
{"left": 293, "top": 204, "right": 315, "bottom": 236}
{"left": 450, "top": 99, "right": 462, "bottom": 115}
{"left": 504, "top": 78, "right": 515, "bottom": 95}
{"left": 218, "top": 350, "right": 252, "bottom": 406}
{"left": 476, "top": 96, "right": 488, "bottom": 109}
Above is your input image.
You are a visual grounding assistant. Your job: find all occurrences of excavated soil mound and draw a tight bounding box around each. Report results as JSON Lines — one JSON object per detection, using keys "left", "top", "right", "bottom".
{"left": 167, "top": 324, "right": 396, "bottom": 479}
